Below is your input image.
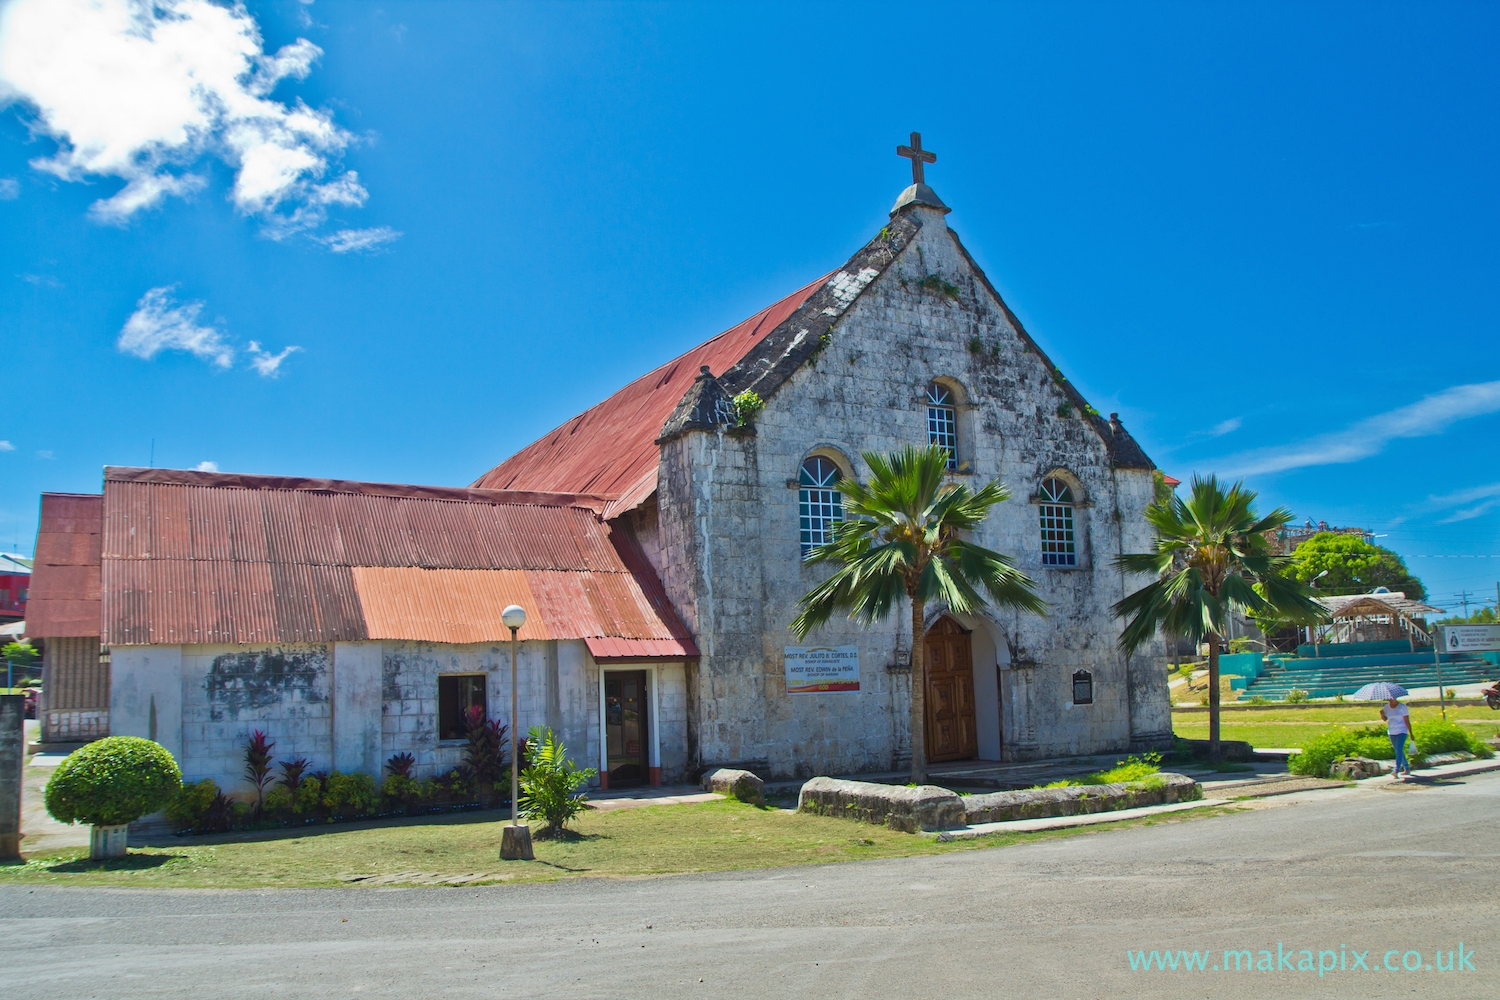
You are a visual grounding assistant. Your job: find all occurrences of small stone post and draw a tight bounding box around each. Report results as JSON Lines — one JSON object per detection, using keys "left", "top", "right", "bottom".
{"left": 0, "top": 694, "right": 23, "bottom": 862}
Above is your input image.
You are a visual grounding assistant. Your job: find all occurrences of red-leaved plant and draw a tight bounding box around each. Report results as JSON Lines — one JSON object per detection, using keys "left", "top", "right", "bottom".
{"left": 244, "top": 730, "right": 275, "bottom": 815}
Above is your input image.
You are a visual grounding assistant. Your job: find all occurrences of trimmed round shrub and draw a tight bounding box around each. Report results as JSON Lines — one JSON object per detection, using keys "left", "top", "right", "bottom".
{"left": 45, "top": 736, "right": 182, "bottom": 827}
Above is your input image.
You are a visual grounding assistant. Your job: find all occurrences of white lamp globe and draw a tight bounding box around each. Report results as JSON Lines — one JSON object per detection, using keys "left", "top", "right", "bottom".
{"left": 501, "top": 604, "right": 527, "bottom": 630}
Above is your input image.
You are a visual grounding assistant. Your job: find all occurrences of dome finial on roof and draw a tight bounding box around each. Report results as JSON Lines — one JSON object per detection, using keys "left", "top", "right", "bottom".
{"left": 892, "top": 131, "right": 950, "bottom": 217}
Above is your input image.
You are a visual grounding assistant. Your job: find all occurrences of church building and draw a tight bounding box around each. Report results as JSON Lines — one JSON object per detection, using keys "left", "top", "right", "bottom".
{"left": 27, "top": 137, "right": 1172, "bottom": 794}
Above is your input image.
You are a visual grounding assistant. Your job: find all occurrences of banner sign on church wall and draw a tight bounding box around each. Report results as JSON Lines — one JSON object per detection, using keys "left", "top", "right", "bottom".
{"left": 784, "top": 645, "right": 860, "bottom": 694}
{"left": 1440, "top": 625, "right": 1500, "bottom": 653}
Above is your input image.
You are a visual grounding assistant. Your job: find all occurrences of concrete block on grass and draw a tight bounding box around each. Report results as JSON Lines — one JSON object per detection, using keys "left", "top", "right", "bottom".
{"left": 702, "top": 767, "right": 764, "bottom": 805}
{"left": 797, "top": 777, "right": 966, "bottom": 832}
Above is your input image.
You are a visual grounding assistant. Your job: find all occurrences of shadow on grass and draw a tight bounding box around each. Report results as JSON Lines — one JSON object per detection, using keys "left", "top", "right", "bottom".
{"left": 45, "top": 853, "right": 180, "bottom": 873}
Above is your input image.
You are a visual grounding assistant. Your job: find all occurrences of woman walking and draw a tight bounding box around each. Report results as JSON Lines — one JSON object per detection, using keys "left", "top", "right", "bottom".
{"left": 1381, "top": 696, "right": 1414, "bottom": 777}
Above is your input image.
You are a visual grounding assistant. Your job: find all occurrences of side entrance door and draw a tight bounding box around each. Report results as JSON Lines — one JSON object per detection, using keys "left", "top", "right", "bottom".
{"left": 604, "top": 670, "right": 649, "bottom": 787}
{"left": 924, "top": 617, "right": 978, "bottom": 762}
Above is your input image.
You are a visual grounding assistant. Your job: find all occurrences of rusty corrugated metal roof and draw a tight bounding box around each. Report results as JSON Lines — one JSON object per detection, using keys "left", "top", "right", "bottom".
{"left": 27, "top": 493, "right": 103, "bottom": 638}
{"left": 96, "top": 468, "right": 694, "bottom": 653}
{"left": 471, "top": 275, "right": 828, "bottom": 512}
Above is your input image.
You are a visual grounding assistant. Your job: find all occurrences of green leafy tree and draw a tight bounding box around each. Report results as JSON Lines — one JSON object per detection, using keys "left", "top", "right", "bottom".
{"left": 790, "top": 444, "right": 1046, "bottom": 783}
{"left": 1112, "top": 475, "right": 1327, "bottom": 760}
{"left": 45, "top": 736, "right": 182, "bottom": 831}
{"left": 2, "top": 640, "right": 39, "bottom": 667}
{"left": 1286, "top": 532, "right": 1425, "bottom": 600}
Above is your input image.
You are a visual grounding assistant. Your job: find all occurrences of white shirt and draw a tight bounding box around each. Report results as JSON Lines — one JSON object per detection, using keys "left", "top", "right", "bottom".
{"left": 1384, "top": 703, "right": 1411, "bottom": 735}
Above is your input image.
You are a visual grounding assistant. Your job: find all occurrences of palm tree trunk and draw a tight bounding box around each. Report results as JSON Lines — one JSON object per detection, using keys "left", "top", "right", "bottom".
{"left": 1206, "top": 630, "right": 1222, "bottom": 762}
{"left": 910, "top": 597, "right": 928, "bottom": 784}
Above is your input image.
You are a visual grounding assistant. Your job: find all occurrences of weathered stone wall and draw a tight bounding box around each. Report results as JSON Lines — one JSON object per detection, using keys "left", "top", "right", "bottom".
{"left": 111, "top": 637, "right": 678, "bottom": 795}
{"left": 659, "top": 202, "right": 1169, "bottom": 777}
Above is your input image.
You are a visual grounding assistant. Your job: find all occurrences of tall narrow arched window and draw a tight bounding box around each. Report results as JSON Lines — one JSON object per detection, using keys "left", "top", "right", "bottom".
{"left": 1039, "top": 477, "right": 1077, "bottom": 566}
{"left": 799, "top": 456, "right": 844, "bottom": 558}
{"left": 926, "top": 382, "right": 957, "bottom": 469}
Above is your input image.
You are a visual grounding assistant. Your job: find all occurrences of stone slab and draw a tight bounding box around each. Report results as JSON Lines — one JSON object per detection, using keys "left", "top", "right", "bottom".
{"left": 701, "top": 767, "right": 764, "bottom": 805}
{"left": 932, "top": 796, "right": 1230, "bottom": 840}
{"left": 961, "top": 772, "right": 1201, "bottom": 824}
{"left": 797, "top": 777, "right": 966, "bottom": 832}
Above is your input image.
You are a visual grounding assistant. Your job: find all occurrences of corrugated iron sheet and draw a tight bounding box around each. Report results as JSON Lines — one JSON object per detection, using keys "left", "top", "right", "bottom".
{"left": 27, "top": 493, "right": 103, "bottom": 638}
{"left": 471, "top": 276, "right": 827, "bottom": 512}
{"left": 96, "top": 470, "right": 694, "bottom": 651}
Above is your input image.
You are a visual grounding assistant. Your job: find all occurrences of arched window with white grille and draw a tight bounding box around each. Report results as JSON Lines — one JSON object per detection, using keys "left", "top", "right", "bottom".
{"left": 926, "top": 382, "right": 957, "bottom": 470}
{"left": 1039, "top": 477, "right": 1077, "bottom": 566}
{"left": 799, "top": 456, "right": 844, "bottom": 558}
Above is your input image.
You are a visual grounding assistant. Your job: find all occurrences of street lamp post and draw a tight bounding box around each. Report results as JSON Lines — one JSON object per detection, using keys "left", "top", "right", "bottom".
{"left": 499, "top": 604, "right": 533, "bottom": 861}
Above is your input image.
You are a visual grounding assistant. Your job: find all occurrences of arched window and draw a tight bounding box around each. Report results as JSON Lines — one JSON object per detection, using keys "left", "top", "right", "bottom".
{"left": 1039, "top": 477, "right": 1076, "bottom": 566}
{"left": 926, "top": 382, "right": 957, "bottom": 469}
{"left": 799, "top": 456, "right": 845, "bottom": 558}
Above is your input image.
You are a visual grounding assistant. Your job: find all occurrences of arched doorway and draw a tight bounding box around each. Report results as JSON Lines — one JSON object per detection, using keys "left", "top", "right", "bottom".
{"left": 924, "top": 617, "right": 978, "bottom": 761}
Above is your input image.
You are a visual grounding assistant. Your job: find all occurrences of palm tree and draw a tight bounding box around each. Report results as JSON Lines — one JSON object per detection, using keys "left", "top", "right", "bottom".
{"left": 790, "top": 444, "right": 1046, "bottom": 783}
{"left": 1112, "top": 475, "right": 1326, "bottom": 760}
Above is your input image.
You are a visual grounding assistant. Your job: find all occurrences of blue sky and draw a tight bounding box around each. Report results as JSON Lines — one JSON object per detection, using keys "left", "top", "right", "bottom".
{"left": 1, "top": 1, "right": 1498, "bottom": 612}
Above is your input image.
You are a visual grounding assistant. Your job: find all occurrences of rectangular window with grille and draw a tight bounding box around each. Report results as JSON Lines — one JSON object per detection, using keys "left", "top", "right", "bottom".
{"left": 1040, "top": 502, "right": 1076, "bottom": 566}
{"left": 927, "top": 405, "right": 957, "bottom": 468}
{"left": 799, "top": 486, "right": 843, "bottom": 557}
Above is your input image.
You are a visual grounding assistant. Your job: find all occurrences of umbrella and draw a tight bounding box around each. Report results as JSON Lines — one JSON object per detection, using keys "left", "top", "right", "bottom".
{"left": 1351, "top": 681, "right": 1408, "bottom": 701}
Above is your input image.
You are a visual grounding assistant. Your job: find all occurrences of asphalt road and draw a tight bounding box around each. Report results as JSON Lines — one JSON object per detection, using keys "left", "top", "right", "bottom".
{"left": 3, "top": 772, "right": 1498, "bottom": 1000}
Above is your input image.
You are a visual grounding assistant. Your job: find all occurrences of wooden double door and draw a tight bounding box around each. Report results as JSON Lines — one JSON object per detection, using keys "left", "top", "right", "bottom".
{"left": 924, "top": 617, "right": 978, "bottom": 762}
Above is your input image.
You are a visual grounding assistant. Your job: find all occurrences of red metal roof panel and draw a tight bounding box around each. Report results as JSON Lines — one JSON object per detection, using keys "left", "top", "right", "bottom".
{"left": 91, "top": 471, "right": 693, "bottom": 649}
{"left": 27, "top": 493, "right": 103, "bottom": 639}
{"left": 471, "top": 275, "right": 827, "bottom": 512}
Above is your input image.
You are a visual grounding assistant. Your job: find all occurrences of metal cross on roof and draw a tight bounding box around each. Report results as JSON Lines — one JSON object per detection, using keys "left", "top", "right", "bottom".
{"left": 896, "top": 132, "right": 936, "bottom": 185}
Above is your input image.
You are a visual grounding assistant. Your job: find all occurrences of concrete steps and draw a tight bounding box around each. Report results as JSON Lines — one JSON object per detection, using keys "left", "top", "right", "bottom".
{"left": 1245, "top": 652, "right": 1495, "bottom": 700}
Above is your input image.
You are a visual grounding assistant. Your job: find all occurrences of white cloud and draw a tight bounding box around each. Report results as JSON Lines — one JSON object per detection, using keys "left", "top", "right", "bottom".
{"left": 1213, "top": 381, "right": 1500, "bottom": 477}
{"left": 0, "top": 177, "right": 17, "bottom": 199}
{"left": 1425, "top": 482, "right": 1500, "bottom": 524}
{"left": 319, "top": 226, "right": 402, "bottom": 253}
{"left": 194, "top": 460, "right": 219, "bottom": 472}
{"left": 0, "top": 0, "right": 366, "bottom": 236}
{"left": 247, "top": 340, "right": 301, "bottom": 377}
{"left": 118, "top": 285, "right": 234, "bottom": 367}
{"left": 37, "top": 450, "right": 53, "bottom": 460}
{"left": 0, "top": 440, "right": 14, "bottom": 451}
{"left": 1208, "top": 416, "right": 1241, "bottom": 437}
{"left": 18, "top": 273, "right": 62, "bottom": 287}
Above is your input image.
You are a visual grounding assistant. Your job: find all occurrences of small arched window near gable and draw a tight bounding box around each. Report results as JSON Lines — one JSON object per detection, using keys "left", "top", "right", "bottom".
{"left": 1039, "top": 477, "right": 1077, "bottom": 566}
{"left": 926, "top": 382, "right": 957, "bottom": 469}
{"left": 799, "top": 456, "right": 845, "bottom": 558}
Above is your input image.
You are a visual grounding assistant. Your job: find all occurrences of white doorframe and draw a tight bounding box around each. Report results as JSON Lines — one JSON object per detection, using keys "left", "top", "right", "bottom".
{"left": 597, "top": 665, "right": 661, "bottom": 783}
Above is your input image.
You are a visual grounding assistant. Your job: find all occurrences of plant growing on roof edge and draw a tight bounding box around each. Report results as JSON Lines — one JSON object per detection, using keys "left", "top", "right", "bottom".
{"left": 732, "top": 390, "right": 765, "bottom": 426}
{"left": 790, "top": 443, "right": 1047, "bottom": 784}
{"left": 1111, "top": 475, "right": 1327, "bottom": 761}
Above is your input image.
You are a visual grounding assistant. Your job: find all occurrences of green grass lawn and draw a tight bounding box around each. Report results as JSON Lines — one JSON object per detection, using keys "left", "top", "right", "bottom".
{"left": 0, "top": 798, "right": 1235, "bottom": 889}
{"left": 1173, "top": 703, "right": 1500, "bottom": 750}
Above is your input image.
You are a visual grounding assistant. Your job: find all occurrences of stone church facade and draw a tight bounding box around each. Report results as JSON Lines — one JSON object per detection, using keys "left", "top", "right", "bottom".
{"left": 27, "top": 161, "right": 1171, "bottom": 795}
{"left": 476, "top": 175, "right": 1173, "bottom": 778}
